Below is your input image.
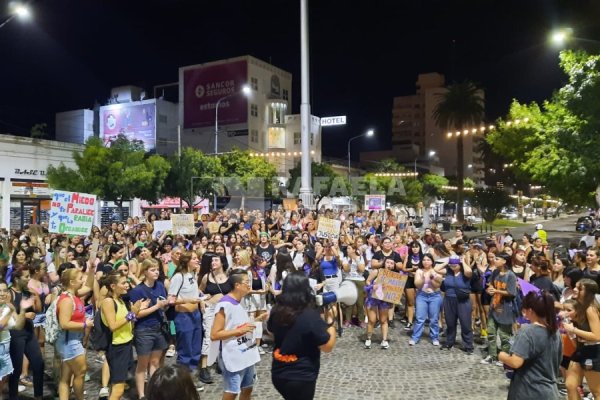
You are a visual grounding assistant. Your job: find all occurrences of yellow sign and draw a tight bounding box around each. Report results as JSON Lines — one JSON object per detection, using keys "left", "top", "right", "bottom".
{"left": 371, "top": 269, "right": 407, "bottom": 305}
{"left": 316, "top": 217, "right": 341, "bottom": 240}
{"left": 282, "top": 198, "right": 298, "bottom": 211}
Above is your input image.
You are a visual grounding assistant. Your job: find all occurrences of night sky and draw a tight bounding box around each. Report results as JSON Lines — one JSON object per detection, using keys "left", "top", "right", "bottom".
{"left": 1, "top": 0, "right": 599, "bottom": 161}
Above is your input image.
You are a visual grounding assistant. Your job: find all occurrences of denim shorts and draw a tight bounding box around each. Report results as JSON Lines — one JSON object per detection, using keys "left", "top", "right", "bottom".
{"left": 0, "top": 342, "right": 13, "bottom": 380}
{"left": 218, "top": 354, "right": 256, "bottom": 394}
{"left": 55, "top": 331, "right": 85, "bottom": 361}
{"left": 134, "top": 325, "right": 168, "bottom": 356}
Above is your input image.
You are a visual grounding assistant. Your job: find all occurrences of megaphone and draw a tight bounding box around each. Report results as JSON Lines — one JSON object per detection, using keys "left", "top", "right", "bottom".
{"left": 315, "top": 280, "right": 358, "bottom": 307}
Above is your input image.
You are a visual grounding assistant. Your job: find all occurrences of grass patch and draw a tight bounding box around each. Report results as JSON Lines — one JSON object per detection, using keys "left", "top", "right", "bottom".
{"left": 487, "top": 219, "right": 529, "bottom": 228}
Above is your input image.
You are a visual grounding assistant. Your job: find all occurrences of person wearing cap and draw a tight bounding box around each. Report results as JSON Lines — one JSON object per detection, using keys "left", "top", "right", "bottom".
{"left": 440, "top": 255, "right": 474, "bottom": 353}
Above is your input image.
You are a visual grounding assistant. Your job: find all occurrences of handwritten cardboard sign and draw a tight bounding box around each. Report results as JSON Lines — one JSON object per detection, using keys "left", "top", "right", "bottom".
{"left": 316, "top": 217, "right": 341, "bottom": 240}
{"left": 371, "top": 269, "right": 408, "bottom": 305}
{"left": 170, "top": 214, "right": 195, "bottom": 235}
{"left": 49, "top": 190, "right": 96, "bottom": 235}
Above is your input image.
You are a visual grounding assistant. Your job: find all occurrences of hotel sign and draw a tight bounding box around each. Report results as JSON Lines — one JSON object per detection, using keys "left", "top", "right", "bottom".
{"left": 320, "top": 116, "right": 347, "bottom": 127}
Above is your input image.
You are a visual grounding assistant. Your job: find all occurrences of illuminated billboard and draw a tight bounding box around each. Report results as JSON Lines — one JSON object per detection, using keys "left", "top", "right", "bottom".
{"left": 100, "top": 100, "right": 156, "bottom": 151}
{"left": 182, "top": 60, "right": 248, "bottom": 129}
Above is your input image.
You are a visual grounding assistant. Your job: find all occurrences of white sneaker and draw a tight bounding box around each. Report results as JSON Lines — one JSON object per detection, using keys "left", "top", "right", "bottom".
{"left": 166, "top": 345, "right": 176, "bottom": 357}
{"left": 432, "top": 340, "right": 440, "bottom": 346}
{"left": 196, "top": 384, "right": 204, "bottom": 392}
{"left": 381, "top": 340, "right": 389, "bottom": 349}
{"left": 364, "top": 339, "right": 372, "bottom": 349}
{"left": 495, "top": 360, "right": 504, "bottom": 367}
{"left": 99, "top": 386, "right": 110, "bottom": 398}
{"left": 258, "top": 347, "right": 266, "bottom": 355}
{"left": 18, "top": 385, "right": 26, "bottom": 393}
{"left": 408, "top": 339, "right": 416, "bottom": 346}
{"left": 481, "top": 355, "right": 494, "bottom": 365}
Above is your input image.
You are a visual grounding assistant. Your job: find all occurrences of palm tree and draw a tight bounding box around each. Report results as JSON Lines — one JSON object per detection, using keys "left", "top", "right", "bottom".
{"left": 433, "top": 81, "right": 484, "bottom": 223}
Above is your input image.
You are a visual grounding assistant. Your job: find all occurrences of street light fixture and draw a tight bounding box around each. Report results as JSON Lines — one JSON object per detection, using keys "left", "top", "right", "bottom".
{"left": 347, "top": 129, "right": 374, "bottom": 178}
{"left": 414, "top": 150, "right": 436, "bottom": 175}
{"left": 0, "top": 3, "right": 31, "bottom": 29}
{"left": 550, "top": 27, "right": 573, "bottom": 47}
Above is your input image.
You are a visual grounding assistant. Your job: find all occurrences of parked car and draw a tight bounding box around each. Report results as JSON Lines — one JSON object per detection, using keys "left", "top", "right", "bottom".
{"left": 580, "top": 229, "right": 600, "bottom": 248}
{"left": 576, "top": 216, "right": 595, "bottom": 233}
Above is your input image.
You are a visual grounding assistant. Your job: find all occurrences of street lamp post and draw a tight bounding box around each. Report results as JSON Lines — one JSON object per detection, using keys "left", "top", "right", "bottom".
{"left": 414, "top": 150, "right": 437, "bottom": 175}
{"left": 214, "top": 85, "right": 251, "bottom": 156}
{"left": 213, "top": 85, "right": 250, "bottom": 211}
{"left": 347, "top": 129, "right": 374, "bottom": 179}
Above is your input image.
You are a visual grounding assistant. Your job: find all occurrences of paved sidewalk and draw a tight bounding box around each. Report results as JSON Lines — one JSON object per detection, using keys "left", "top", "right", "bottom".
{"left": 19, "top": 323, "right": 512, "bottom": 400}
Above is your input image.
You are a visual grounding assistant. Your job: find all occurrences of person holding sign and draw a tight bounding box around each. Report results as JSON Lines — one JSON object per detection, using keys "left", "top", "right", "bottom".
{"left": 209, "top": 269, "right": 265, "bottom": 400}
{"left": 409, "top": 254, "right": 445, "bottom": 346}
{"left": 364, "top": 258, "right": 396, "bottom": 349}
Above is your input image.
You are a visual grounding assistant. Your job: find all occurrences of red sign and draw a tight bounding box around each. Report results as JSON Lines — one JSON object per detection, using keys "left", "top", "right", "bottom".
{"left": 183, "top": 60, "right": 248, "bottom": 129}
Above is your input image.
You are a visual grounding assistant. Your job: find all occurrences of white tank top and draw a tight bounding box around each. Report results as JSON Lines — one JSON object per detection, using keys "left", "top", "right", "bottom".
{"left": 209, "top": 295, "right": 260, "bottom": 372}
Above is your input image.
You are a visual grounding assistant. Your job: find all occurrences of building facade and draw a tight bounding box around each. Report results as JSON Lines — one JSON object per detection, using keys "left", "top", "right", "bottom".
{"left": 179, "top": 55, "right": 321, "bottom": 176}
{"left": 0, "top": 135, "right": 84, "bottom": 231}
{"left": 361, "top": 73, "right": 483, "bottom": 180}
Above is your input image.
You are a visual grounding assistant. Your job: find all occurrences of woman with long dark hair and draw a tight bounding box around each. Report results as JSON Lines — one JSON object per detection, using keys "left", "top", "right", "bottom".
{"left": 401, "top": 241, "right": 423, "bottom": 331}
{"left": 564, "top": 278, "right": 600, "bottom": 399}
{"left": 480, "top": 252, "right": 517, "bottom": 366}
{"left": 499, "top": 291, "right": 562, "bottom": 400}
{"left": 267, "top": 272, "right": 336, "bottom": 400}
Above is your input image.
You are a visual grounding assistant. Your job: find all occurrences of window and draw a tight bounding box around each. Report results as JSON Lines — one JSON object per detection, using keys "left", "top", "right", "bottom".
{"left": 283, "top": 88, "right": 289, "bottom": 100}
{"left": 250, "top": 130, "right": 258, "bottom": 143}
{"left": 293, "top": 132, "right": 301, "bottom": 144}
{"left": 251, "top": 77, "right": 258, "bottom": 91}
{"left": 310, "top": 133, "right": 314, "bottom": 145}
{"left": 250, "top": 104, "right": 258, "bottom": 117}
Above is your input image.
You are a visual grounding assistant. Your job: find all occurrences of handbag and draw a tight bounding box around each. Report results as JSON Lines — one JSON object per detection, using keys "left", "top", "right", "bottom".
{"left": 165, "top": 273, "right": 183, "bottom": 321}
{"left": 456, "top": 287, "right": 471, "bottom": 301}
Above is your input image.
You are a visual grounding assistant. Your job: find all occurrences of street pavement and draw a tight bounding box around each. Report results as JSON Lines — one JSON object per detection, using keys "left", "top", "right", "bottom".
{"left": 19, "top": 214, "right": 585, "bottom": 400}
{"left": 21, "top": 322, "right": 513, "bottom": 400}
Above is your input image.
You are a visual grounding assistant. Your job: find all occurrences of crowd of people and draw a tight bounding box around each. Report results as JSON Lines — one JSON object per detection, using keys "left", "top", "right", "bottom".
{"left": 0, "top": 206, "right": 599, "bottom": 399}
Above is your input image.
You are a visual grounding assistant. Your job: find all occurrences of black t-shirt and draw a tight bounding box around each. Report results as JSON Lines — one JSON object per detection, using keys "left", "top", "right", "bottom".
{"left": 268, "top": 308, "right": 330, "bottom": 381}
{"left": 372, "top": 250, "right": 402, "bottom": 270}
{"left": 256, "top": 244, "right": 276, "bottom": 267}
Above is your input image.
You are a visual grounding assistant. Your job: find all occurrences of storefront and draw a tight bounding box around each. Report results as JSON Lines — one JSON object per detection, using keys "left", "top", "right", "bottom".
{"left": 0, "top": 135, "right": 84, "bottom": 232}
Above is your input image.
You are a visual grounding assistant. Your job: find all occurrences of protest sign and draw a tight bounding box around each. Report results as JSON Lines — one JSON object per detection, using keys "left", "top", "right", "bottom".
{"left": 153, "top": 220, "right": 173, "bottom": 239}
{"left": 365, "top": 195, "right": 386, "bottom": 211}
{"left": 316, "top": 218, "right": 341, "bottom": 240}
{"left": 282, "top": 198, "right": 298, "bottom": 211}
{"left": 371, "top": 269, "right": 408, "bottom": 305}
{"left": 49, "top": 190, "right": 96, "bottom": 235}
{"left": 171, "top": 214, "right": 195, "bottom": 235}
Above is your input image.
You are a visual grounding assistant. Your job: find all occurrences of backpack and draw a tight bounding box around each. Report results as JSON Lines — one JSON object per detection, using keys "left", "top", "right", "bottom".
{"left": 45, "top": 291, "right": 74, "bottom": 345}
{"left": 89, "top": 299, "right": 118, "bottom": 352}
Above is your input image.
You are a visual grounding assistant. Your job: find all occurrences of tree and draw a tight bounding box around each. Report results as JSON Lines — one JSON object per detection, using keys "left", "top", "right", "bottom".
{"left": 163, "top": 147, "right": 224, "bottom": 212}
{"left": 47, "top": 135, "right": 171, "bottom": 219}
{"left": 361, "top": 159, "right": 423, "bottom": 207}
{"left": 30, "top": 123, "right": 48, "bottom": 139}
{"left": 486, "top": 50, "right": 600, "bottom": 206}
{"left": 219, "top": 149, "right": 278, "bottom": 210}
{"left": 433, "top": 81, "right": 485, "bottom": 222}
{"left": 472, "top": 187, "right": 511, "bottom": 224}
{"left": 287, "top": 162, "right": 348, "bottom": 211}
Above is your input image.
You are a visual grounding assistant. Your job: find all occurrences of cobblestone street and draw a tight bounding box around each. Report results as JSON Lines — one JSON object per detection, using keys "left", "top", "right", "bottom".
{"left": 19, "top": 321, "right": 512, "bottom": 400}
